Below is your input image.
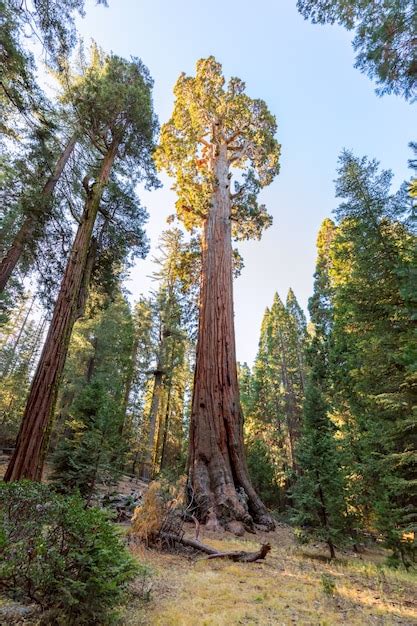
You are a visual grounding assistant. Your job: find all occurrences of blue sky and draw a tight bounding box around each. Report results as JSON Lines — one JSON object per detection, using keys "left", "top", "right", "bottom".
{"left": 76, "top": 0, "right": 416, "bottom": 365}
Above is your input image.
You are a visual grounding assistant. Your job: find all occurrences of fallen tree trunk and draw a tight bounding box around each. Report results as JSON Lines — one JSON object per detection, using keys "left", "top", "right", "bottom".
{"left": 161, "top": 532, "right": 271, "bottom": 562}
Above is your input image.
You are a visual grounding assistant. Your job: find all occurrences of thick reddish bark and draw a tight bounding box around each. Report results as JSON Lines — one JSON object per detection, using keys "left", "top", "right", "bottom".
{"left": 188, "top": 144, "right": 274, "bottom": 530}
{"left": 0, "top": 134, "right": 77, "bottom": 293}
{"left": 4, "top": 140, "right": 119, "bottom": 482}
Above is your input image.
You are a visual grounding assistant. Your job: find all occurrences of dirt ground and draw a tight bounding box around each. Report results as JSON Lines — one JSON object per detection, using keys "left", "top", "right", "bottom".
{"left": 123, "top": 523, "right": 417, "bottom": 626}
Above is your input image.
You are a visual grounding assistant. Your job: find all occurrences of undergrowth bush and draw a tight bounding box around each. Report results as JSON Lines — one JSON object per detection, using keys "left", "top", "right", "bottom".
{"left": 130, "top": 476, "right": 187, "bottom": 545}
{"left": 0, "top": 481, "right": 138, "bottom": 624}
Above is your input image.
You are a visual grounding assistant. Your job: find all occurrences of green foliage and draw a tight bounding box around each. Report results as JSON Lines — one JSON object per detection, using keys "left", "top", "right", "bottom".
{"left": 291, "top": 360, "right": 348, "bottom": 558}
{"left": 328, "top": 151, "right": 417, "bottom": 561}
{"left": 155, "top": 56, "right": 280, "bottom": 238}
{"left": 52, "top": 292, "right": 135, "bottom": 499}
{"left": 0, "top": 296, "right": 45, "bottom": 443}
{"left": 0, "top": 481, "right": 137, "bottom": 624}
{"left": 246, "top": 438, "right": 281, "bottom": 507}
{"left": 320, "top": 573, "right": 336, "bottom": 596}
{"left": 291, "top": 215, "right": 350, "bottom": 559}
{"left": 59, "top": 43, "right": 159, "bottom": 182}
{"left": 297, "top": 0, "right": 417, "bottom": 101}
{"left": 243, "top": 290, "right": 308, "bottom": 489}
{"left": 7, "top": 0, "right": 108, "bottom": 64}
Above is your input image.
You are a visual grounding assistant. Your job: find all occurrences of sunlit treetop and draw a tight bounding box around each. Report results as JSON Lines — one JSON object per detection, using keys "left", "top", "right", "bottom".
{"left": 57, "top": 44, "right": 159, "bottom": 188}
{"left": 155, "top": 56, "right": 281, "bottom": 240}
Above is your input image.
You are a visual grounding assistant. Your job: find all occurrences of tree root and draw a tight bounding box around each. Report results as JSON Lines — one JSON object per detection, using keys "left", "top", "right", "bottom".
{"left": 161, "top": 532, "right": 271, "bottom": 562}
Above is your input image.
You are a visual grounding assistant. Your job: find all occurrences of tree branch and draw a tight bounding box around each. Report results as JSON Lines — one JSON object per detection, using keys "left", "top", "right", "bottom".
{"left": 226, "top": 129, "right": 244, "bottom": 145}
{"left": 198, "top": 136, "right": 211, "bottom": 148}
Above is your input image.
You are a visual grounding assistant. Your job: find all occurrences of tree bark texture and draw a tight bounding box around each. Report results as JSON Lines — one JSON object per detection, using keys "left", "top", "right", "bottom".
{"left": 4, "top": 140, "right": 119, "bottom": 481}
{"left": 188, "top": 143, "right": 274, "bottom": 530}
{"left": 142, "top": 367, "right": 164, "bottom": 481}
{"left": 0, "top": 134, "right": 77, "bottom": 293}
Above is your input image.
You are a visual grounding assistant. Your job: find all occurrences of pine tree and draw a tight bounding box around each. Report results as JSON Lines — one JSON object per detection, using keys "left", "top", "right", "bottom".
{"left": 140, "top": 229, "right": 196, "bottom": 479}
{"left": 0, "top": 130, "right": 77, "bottom": 293}
{"left": 156, "top": 56, "right": 280, "bottom": 529}
{"left": 250, "top": 291, "right": 307, "bottom": 477}
{"left": 0, "top": 296, "right": 45, "bottom": 444}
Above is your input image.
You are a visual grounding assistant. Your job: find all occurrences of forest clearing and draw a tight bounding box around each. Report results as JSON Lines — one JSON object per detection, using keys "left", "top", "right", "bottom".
{"left": 124, "top": 525, "right": 417, "bottom": 626}
{"left": 1, "top": 0, "right": 416, "bottom": 624}
{"left": 1, "top": 465, "right": 417, "bottom": 625}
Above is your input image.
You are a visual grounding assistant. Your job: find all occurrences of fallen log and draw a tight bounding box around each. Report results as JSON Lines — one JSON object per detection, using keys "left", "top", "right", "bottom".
{"left": 206, "top": 543, "right": 271, "bottom": 562}
{"left": 161, "top": 532, "right": 271, "bottom": 562}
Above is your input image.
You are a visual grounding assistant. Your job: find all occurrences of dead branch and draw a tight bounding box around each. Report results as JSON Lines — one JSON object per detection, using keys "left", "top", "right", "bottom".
{"left": 205, "top": 544, "right": 271, "bottom": 562}
{"left": 161, "top": 532, "right": 271, "bottom": 562}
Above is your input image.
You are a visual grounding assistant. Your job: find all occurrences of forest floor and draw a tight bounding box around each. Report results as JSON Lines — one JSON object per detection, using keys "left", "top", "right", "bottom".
{"left": 123, "top": 523, "right": 417, "bottom": 626}
{"left": 1, "top": 459, "right": 416, "bottom": 625}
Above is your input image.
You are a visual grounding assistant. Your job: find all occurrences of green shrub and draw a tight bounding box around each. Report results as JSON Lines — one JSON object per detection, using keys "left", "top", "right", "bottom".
{"left": 0, "top": 481, "right": 138, "bottom": 624}
{"left": 320, "top": 573, "right": 336, "bottom": 596}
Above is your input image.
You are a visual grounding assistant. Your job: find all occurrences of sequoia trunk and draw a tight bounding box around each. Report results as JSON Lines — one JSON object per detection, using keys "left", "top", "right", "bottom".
{"left": 188, "top": 144, "right": 274, "bottom": 529}
{"left": 0, "top": 134, "right": 77, "bottom": 293}
{"left": 4, "top": 140, "right": 119, "bottom": 481}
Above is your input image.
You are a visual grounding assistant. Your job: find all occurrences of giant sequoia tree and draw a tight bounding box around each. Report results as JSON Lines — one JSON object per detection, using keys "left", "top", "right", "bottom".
{"left": 156, "top": 57, "right": 280, "bottom": 528}
{"left": 5, "top": 49, "right": 157, "bottom": 481}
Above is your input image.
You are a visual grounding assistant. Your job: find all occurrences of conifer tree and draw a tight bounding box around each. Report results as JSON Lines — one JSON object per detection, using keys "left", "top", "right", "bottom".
{"left": 250, "top": 291, "right": 307, "bottom": 476}
{"left": 250, "top": 303, "right": 291, "bottom": 481}
{"left": 5, "top": 48, "right": 158, "bottom": 481}
{"left": 291, "top": 220, "right": 347, "bottom": 559}
{"left": 297, "top": 0, "right": 417, "bottom": 100}
{"left": 329, "top": 151, "right": 417, "bottom": 564}
{"left": 291, "top": 354, "right": 346, "bottom": 559}
{"left": 0, "top": 297, "right": 45, "bottom": 444}
{"left": 140, "top": 229, "right": 196, "bottom": 479}
{"left": 156, "top": 56, "right": 280, "bottom": 528}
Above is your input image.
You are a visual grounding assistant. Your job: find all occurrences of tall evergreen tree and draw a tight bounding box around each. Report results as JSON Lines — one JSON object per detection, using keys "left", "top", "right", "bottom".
{"left": 140, "top": 229, "right": 196, "bottom": 479}
{"left": 329, "top": 151, "right": 417, "bottom": 564}
{"left": 0, "top": 129, "right": 78, "bottom": 293}
{"left": 0, "top": 296, "right": 45, "bottom": 444}
{"left": 250, "top": 291, "right": 307, "bottom": 477}
{"left": 291, "top": 220, "right": 347, "bottom": 559}
{"left": 156, "top": 56, "right": 280, "bottom": 529}
{"left": 5, "top": 48, "right": 158, "bottom": 481}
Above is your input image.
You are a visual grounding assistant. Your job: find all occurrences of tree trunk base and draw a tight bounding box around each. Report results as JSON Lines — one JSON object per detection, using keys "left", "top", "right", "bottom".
{"left": 188, "top": 470, "right": 276, "bottom": 532}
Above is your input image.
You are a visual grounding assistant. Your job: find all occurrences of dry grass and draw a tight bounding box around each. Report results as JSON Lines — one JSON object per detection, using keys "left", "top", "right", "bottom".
{"left": 123, "top": 524, "right": 417, "bottom": 626}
